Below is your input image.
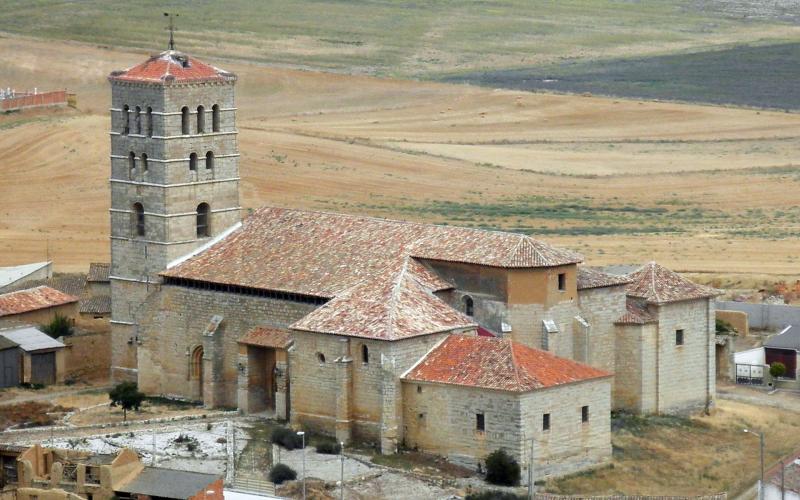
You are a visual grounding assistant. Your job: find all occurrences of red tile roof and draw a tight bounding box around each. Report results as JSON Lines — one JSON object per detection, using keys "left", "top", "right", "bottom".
{"left": 625, "top": 262, "right": 719, "bottom": 305}
{"left": 163, "top": 207, "right": 582, "bottom": 298}
{"left": 291, "top": 258, "right": 476, "bottom": 340}
{"left": 238, "top": 327, "right": 293, "bottom": 349}
{"left": 0, "top": 286, "right": 78, "bottom": 317}
{"left": 403, "top": 335, "right": 611, "bottom": 392}
{"left": 108, "top": 51, "right": 236, "bottom": 84}
{"left": 615, "top": 299, "right": 657, "bottom": 325}
{"left": 577, "top": 267, "right": 632, "bottom": 290}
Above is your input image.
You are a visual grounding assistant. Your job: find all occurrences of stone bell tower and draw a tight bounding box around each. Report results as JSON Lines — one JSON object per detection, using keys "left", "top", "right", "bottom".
{"left": 107, "top": 45, "right": 241, "bottom": 381}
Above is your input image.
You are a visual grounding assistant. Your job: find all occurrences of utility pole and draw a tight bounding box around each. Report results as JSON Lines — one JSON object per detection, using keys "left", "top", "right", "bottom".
{"left": 780, "top": 459, "right": 785, "bottom": 500}
{"left": 340, "top": 441, "right": 345, "bottom": 500}
{"left": 744, "top": 428, "right": 765, "bottom": 500}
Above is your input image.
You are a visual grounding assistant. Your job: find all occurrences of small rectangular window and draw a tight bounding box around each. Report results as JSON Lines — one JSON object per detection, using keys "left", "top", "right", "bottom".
{"left": 543, "top": 413, "right": 550, "bottom": 431}
{"left": 676, "top": 329, "right": 684, "bottom": 346}
{"left": 476, "top": 413, "right": 485, "bottom": 432}
{"left": 581, "top": 405, "right": 589, "bottom": 423}
{"left": 558, "top": 273, "right": 566, "bottom": 291}
{"left": 416, "top": 385, "right": 422, "bottom": 394}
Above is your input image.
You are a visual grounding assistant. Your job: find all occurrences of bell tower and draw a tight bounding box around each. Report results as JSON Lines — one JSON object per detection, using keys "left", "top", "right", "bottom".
{"left": 107, "top": 46, "right": 240, "bottom": 381}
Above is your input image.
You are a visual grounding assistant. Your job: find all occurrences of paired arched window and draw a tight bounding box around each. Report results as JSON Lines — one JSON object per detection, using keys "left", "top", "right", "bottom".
{"left": 463, "top": 295, "right": 474, "bottom": 317}
{"left": 134, "top": 106, "right": 141, "bottom": 135}
{"left": 212, "top": 104, "right": 220, "bottom": 132}
{"left": 122, "top": 105, "right": 130, "bottom": 135}
{"left": 361, "top": 344, "right": 369, "bottom": 364}
{"left": 205, "top": 151, "right": 214, "bottom": 170}
{"left": 189, "top": 153, "right": 197, "bottom": 171}
{"left": 141, "top": 153, "right": 148, "bottom": 173}
{"left": 196, "top": 203, "right": 210, "bottom": 237}
{"left": 197, "top": 105, "right": 205, "bottom": 134}
{"left": 128, "top": 152, "right": 136, "bottom": 179}
{"left": 132, "top": 202, "right": 145, "bottom": 237}
{"left": 191, "top": 346, "right": 203, "bottom": 379}
{"left": 181, "top": 106, "right": 190, "bottom": 135}
{"left": 146, "top": 107, "right": 153, "bottom": 137}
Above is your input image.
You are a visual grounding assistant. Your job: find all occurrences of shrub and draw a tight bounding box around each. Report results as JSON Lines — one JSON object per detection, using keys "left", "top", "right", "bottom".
{"left": 270, "top": 426, "right": 304, "bottom": 450}
{"left": 770, "top": 362, "right": 787, "bottom": 378}
{"left": 466, "top": 492, "right": 525, "bottom": 500}
{"left": 715, "top": 318, "right": 735, "bottom": 334}
{"left": 269, "top": 463, "right": 297, "bottom": 484}
{"left": 40, "top": 314, "right": 74, "bottom": 339}
{"left": 484, "top": 449, "right": 520, "bottom": 486}
{"left": 315, "top": 441, "right": 341, "bottom": 454}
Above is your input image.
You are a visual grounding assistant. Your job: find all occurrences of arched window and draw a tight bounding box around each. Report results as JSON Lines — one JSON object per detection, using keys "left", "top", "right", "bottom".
{"left": 145, "top": 107, "right": 153, "bottom": 137}
{"left": 205, "top": 151, "right": 214, "bottom": 170}
{"left": 181, "top": 106, "right": 190, "bottom": 135}
{"left": 189, "top": 153, "right": 197, "bottom": 171}
{"left": 134, "top": 106, "right": 141, "bottom": 135}
{"left": 196, "top": 105, "right": 205, "bottom": 134}
{"left": 191, "top": 346, "right": 203, "bottom": 379}
{"left": 128, "top": 152, "right": 136, "bottom": 179}
{"left": 196, "top": 203, "right": 210, "bottom": 237}
{"left": 132, "top": 202, "right": 145, "bottom": 237}
{"left": 212, "top": 104, "right": 220, "bottom": 132}
{"left": 141, "top": 153, "right": 148, "bottom": 173}
{"left": 361, "top": 344, "right": 369, "bottom": 364}
{"left": 316, "top": 352, "right": 326, "bottom": 364}
{"left": 122, "top": 105, "right": 129, "bottom": 135}
{"left": 463, "top": 295, "right": 474, "bottom": 317}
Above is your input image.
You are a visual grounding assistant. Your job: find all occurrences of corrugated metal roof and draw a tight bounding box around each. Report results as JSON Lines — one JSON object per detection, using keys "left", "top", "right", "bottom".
{"left": 0, "top": 262, "right": 50, "bottom": 289}
{"left": 0, "top": 336, "right": 18, "bottom": 351}
{"left": 116, "top": 467, "right": 220, "bottom": 499}
{"left": 764, "top": 325, "right": 800, "bottom": 351}
{"left": 0, "top": 326, "right": 65, "bottom": 352}
{"left": 0, "top": 286, "right": 78, "bottom": 317}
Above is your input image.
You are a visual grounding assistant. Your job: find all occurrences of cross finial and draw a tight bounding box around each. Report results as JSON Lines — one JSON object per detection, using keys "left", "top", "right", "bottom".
{"left": 164, "top": 12, "right": 178, "bottom": 51}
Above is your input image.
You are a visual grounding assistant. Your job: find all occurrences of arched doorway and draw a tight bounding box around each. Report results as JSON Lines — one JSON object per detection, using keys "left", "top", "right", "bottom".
{"left": 190, "top": 345, "right": 204, "bottom": 402}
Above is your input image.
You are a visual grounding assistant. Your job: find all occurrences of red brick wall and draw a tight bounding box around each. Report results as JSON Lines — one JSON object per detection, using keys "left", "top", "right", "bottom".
{"left": 1, "top": 91, "right": 68, "bottom": 111}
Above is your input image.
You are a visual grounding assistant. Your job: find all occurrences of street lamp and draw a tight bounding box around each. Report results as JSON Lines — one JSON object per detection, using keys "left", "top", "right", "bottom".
{"left": 744, "top": 428, "right": 765, "bottom": 500}
{"left": 297, "top": 431, "right": 306, "bottom": 500}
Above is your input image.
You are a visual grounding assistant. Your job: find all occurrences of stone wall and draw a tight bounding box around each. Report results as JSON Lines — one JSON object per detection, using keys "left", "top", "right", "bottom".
{"left": 715, "top": 309, "right": 748, "bottom": 336}
{"left": 613, "top": 323, "right": 657, "bottom": 413}
{"left": 62, "top": 331, "right": 111, "bottom": 382}
{"left": 1, "top": 303, "right": 78, "bottom": 327}
{"left": 577, "top": 286, "right": 627, "bottom": 376}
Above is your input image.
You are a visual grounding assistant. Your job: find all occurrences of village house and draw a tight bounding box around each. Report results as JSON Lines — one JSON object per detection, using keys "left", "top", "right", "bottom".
{"left": 0, "top": 286, "right": 78, "bottom": 327}
{"left": 106, "top": 46, "right": 719, "bottom": 477}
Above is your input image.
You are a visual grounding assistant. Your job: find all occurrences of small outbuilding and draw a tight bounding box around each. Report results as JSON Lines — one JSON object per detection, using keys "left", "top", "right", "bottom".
{"left": 764, "top": 324, "right": 799, "bottom": 380}
{"left": 0, "top": 286, "right": 78, "bottom": 325}
{"left": 0, "top": 326, "right": 65, "bottom": 386}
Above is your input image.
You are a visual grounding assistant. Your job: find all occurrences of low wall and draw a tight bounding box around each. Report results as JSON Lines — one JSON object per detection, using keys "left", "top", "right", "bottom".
{"left": 716, "top": 301, "right": 800, "bottom": 331}
{"left": 62, "top": 331, "right": 110, "bottom": 381}
{"left": 533, "top": 494, "right": 726, "bottom": 500}
{"left": 1, "top": 91, "right": 70, "bottom": 112}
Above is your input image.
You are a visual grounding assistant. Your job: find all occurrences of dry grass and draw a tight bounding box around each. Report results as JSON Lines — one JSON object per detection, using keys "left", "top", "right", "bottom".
{"left": 67, "top": 398, "right": 205, "bottom": 426}
{"left": 547, "top": 399, "right": 800, "bottom": 496}
{"left": 0, "top": 401, "right": 72, "bottom": 430}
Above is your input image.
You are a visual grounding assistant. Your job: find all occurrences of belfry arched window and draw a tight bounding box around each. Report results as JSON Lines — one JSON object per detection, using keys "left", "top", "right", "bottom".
{"left": 181, "top": 106, "right": 190, "bottom": 135}
{"left": 141, "top": 153, "right": 148, "bottom": 173}
{"left": 196, "top": 203, "right": 210, "bottom": 237}
{"left": 463, "top": 295, "right": 474, "bottom": 317}
{"left": 132, "top": 202, "right": 145, "bottom": 237}
{"left": 362, "top": 344, "right": 369, "bottom": 364}
{"left": 197, "top": 105, "right": 205, "bottom": 134}
{"left": 212, "top": 104, "right": 220, "bottom": 132}
{"left": 134, "top": 106, "right": 141, "bottom": 135}
{"left": 145, "top": 106, "right": 153, "bottom": 137}
{"left": 189, "top": 153, "right": 197, "bottom": 171}
{"left": 128, "top": 152, "right": 136, "bottom": 179}
{"left": 205, "top": 151, "right": 214, "bottom": 170}
{"left": 122, "top": 105, "right": 129, "bottom": 135}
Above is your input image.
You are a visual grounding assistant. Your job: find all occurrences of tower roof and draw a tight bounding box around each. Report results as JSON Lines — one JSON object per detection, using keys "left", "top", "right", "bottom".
{"left": 625, "top": 261, "right": 719, "bottom": 305}
{"left": 108, "top": 50, "right": 236, "bottom": 85}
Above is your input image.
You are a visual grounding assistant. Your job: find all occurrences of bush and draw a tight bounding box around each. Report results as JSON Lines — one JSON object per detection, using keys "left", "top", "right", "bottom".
{"left": 770, "top": 362, "right": 787, "bottom": 378}
{"left": 715, "top": 318, "right": 735, "bottom": 334}
{"left": 40, "top": 314, "right": 74, "bottom": 339}
{"left": 466, "top": 492, "right": 525, "bottom": 500}
{"left": 269, "top": 463, "right": 297, "bottom": 484}
{"left": 484, "top": 449, "right": 520, "bottom": 486}
{"left": 315, "top": 441, "right": 341, "bottom": 454}
{"left": 270, "top": 426, "right": 305, "bottom": 450}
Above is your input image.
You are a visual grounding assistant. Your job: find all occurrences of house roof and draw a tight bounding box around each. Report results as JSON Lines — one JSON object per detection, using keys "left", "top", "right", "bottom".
{"left": 86, "top": 263, "right": 110, "bottom": 283}
{"left": 624, "top": 262, "right": 719, "bottom": 305}
{"left": 0, "top": 286, "right": 78, "bottom": 317}
{"left": 108, "top": 50, "right": 236, "bottom": 85}
{"left": 80, "top": 295, "right": 111, "bottom": 315}
{"left": 615, "top": 299, "right": 657, "bottom": 325}
{"left": 238, "top": 326, "right": 293, "bottom": 349}
{"left": 162, "top": 207, "right": 582, "bottom": 298}
{"left": 403, "top": 335, "right": 611, "bottom": 392}
{"left": 764, "top": 325, "right": 800, "bottom": 351}
{"left": 0, "top": 336, "right": 18, "bottom": 351}
{"left": 0, "top": 326, "right": 65, "bottom": 352}
{"left": 577, "top": 267, "right": 632, "bottom": 290}
{"left": 116, "top": 467, "right": 220, "bottom": 499}
{"left": 291, "top": 258, "right": 477, "bottom": 341}
{"left": 0, "top": 262, "right": 50, "bottom": 290}
{"left": 3, "top": 274, "right": 86, "bottom": 298}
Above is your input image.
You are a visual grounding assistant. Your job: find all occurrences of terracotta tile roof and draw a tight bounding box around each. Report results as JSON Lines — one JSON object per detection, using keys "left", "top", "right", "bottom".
{"left": 108, "top": 50, "right": 236, "bottom": 84}
{"left": 163, "top": 207, "right": 582, "bottom": 298}
{"left": 291, "top": 258, "right": 476, "bottom": 340}
{"left": 615, "top": 299, "right": 657, "bottom": 325}
{"left": 238, "top": 326, "right": 293, "bottom": 349}
{"left": 4, "top": 274, "right": 86, "bottom": 298}
{"left": 0, "top": 286, "right": 78, "bottom": 317}
{"left": 87, "top": 263, "right": 110, "bottom": 283}
{"left": 625, "top": 262, "right": 720, "bottom": 305}
{"left": 80, "top": 295, "right": 111, "bottom": 315}
{"left": 577, "top": 267, "right": 632, "bottom": 290}
{"left": 403, "top": 335, "right": 611, "bottom": 392}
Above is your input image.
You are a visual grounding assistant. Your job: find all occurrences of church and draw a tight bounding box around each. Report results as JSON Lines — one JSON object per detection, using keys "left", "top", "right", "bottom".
{"left": 107, "top": 48, "right": 718, "bottom": 479}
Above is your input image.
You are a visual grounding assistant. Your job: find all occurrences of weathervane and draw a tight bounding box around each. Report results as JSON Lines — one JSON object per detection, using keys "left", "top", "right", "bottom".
{"left": 164, "top": 12, "right": 179, "bottom": 50}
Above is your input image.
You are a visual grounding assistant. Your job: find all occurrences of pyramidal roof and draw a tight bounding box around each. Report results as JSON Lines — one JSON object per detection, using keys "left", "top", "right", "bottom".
{"left": 291, "top": 257, "right": 476, "bottom": 341}
{"left": 108, "top": 50, "right": 236, "bottom": 84}
{"left": 625, "top": 262, "right": 719, "bottom": 305}
{"left": 403, "top": 335, "right": 611, "bottom": 392}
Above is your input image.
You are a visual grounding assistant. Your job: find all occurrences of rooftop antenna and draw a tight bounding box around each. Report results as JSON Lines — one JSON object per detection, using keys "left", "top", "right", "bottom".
{"left": 164, "top": 12, "right": 178, "bottom": 50}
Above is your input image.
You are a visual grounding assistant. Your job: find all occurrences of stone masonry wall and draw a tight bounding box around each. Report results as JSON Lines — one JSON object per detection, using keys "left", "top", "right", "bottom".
{"left": 508, "top": 300, "right": 581, "bottom": 359}
{"left": 577, "top": 286, "right": 627, "bottom": 378}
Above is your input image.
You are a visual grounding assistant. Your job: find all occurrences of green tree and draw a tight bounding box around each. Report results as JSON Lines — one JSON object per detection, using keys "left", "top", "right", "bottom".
{"left": 40, "top": 314, "right": 74, "bottom": 339}
{"left": 770, "top": 362, "right": 787, "bottom": 379}
{"left": 109, "top": 382, "right": 145, "bottom": 422}
{"left": 484, "top": 449, "right": 521, "bottom": 486}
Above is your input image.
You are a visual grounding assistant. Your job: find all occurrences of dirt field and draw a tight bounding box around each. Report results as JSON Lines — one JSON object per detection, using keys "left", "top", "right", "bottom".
{"left": 2, "top": 36, "right": 800, "bottom": 280}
